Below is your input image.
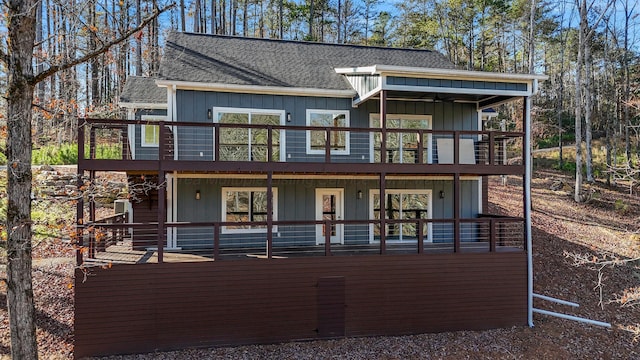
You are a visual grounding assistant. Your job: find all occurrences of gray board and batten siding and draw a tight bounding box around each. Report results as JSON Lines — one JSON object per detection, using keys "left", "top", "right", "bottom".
{"left": 175, "top": 178, "right": 479, "bottom": 249}
{"left": 132, "top": 108, "right": 168, "bottom": 160}
{"left": 167, "top": 90, "right": 479, "bottom": 163}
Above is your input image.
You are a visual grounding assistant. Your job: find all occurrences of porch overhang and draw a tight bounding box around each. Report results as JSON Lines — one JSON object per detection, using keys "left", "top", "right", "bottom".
{"left": 335, "top": 65, "right": 548, "bottom": 109}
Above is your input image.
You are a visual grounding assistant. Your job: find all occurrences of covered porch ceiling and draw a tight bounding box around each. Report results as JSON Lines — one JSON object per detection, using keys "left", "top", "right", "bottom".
{"left": 335, "top": 65, "right": 547, "bottom": 109}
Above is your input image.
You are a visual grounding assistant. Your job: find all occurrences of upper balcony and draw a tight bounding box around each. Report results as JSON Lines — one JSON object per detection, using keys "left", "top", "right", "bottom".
{"left": 78, "top": 118, "right": 525, "bottom": 176}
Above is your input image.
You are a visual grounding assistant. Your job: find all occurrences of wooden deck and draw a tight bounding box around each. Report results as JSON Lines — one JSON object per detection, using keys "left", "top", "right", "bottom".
{"left": 82, "top": 238, "right": 523, "bottom": 267}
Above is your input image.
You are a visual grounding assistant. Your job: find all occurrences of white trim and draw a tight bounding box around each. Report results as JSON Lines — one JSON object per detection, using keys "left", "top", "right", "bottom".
{"left": 221, "top": 187, "right": 278, "bottom": 234}
{"left": 306, "top": 109, "right": 351, "bottom": 156}
{"left": 353, "top": 86, "right": 382, "bottom": 107}
{"left": 119, "top": 102, "right": 167, "bottom": 109}
{"left": 140, "top": 115, "right": 167, "bottom": 147}
{"left": 170, "top": 86, "right": 178, "bottom": 160}
{"left": 155, "top": 79, "right": 356, "bottom": 98}
{"left": 315, "top": 188, "right": 344, "bottom": 245}
{"left": 171, "top": 173, "right": 481, "bottom": 181}
{"left": 335, "top": 65, "right": 548, "bottom": 82}
{"left": 213, "top": 107, "right": 286, "bottom": 162}
{"left": 368, "top": 114, "right": 433, "bottom": 164}
{"left": 126, "top": 109, "right": 136, "bottom": 160}
{"left": 369, "top": 189, "right": 433, "bottom": 244}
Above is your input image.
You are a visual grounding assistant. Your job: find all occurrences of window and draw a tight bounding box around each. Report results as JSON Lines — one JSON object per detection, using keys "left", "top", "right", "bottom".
{"left": 369, "top": 114, "right": 432, "bottom": 164}
{"left": 141, "top": 115, "right": 166, "bottom": 147}
{"left": 214, "top": 108, "right": 284, "bottom": 162}
{"left": 222, "top": 187, "right": 278, "bottom": 233}
{"left": 306, "top": 109, "right": 350, "bottom": 155}
{"left": 370, "top": 189, "right": 432, "bottom": 243}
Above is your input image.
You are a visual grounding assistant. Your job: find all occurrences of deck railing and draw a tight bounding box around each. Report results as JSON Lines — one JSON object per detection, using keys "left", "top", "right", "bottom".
{"left": 76, "top": 216, "right": 525, "bottom": 265}
{"left": 78, "top": 118, "right": 525, "bottom": 171}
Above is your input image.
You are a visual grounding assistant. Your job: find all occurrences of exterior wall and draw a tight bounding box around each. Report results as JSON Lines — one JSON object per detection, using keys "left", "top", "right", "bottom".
{"left": 133, "top": 109, "right": 168, "bottom": 160}
{"left": 74, "top": 252, "right": 527, "bottom": 359}
{"left": 174, "top": 177, "right": 479, "bottom": 249}
{"left": 173, "top": 90, "right": 478, "bottom": 162}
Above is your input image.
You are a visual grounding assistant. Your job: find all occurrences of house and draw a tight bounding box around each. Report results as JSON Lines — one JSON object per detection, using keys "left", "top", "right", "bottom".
{"left": 74, "top": 32, "right": 547, "bottom": 358}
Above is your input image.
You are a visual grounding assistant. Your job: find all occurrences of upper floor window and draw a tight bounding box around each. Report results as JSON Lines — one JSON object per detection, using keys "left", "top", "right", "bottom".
{"left": 369, "top": 114, "right": 432, "bottom": 164}
{"left": 214, "top": 107, "right": 285, "bottom": 162}
{"left": 306, "top": 109, "right": 350, "bottom": 155}
{"left": 141, "top": 115, "right": 166, "bottom": 147}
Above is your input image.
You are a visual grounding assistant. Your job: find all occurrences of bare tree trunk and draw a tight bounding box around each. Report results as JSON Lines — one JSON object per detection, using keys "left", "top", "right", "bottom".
{"left": 180, "top": 0, "right": 186, "bottom": 31}
{"left": 528, "top": 0, "right": 536, "bottom": 74}
{"left": 585, "top": 32, "right": 594, "bottom": 182}
{"left": 242, "top": 0, "right": 248, "bottom": 36}
{"left": 136, "top": 0, "right": 143, "bottom": 75}
{"left": 575, "top": 0, "right": 586, "bottom": 202}
{"left": 624, "top": 0, "right": 631, "bottom": 163}
{"left": 5, "top": 0, "right": 38, "bottom": 357}
{"left": 212, "top": 0, "right": 217, "bottom": 33}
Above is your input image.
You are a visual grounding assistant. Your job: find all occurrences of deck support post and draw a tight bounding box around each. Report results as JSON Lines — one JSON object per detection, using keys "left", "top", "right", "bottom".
{"left": 267, "top": 171, "right": 274, "bottom": 259}
{"left": 380, "top": 90, "right": 387, "bottom": 164}
{"left": 157, "top": 122, "right": 166, "bottom": 263}
{"left": 379, "top": 172, "right": 386, "bottom": 254}
{"left": 76, "top": 123, "right": 85, "bottom": 266}
{"left": 454, "top": 173, "right": 460, "bottom": 253}
{"left": 89, "top": 170, "right": 96, "bottom": 258}
{"left": 523, "top": 96, "right": 534, "bottom": 327}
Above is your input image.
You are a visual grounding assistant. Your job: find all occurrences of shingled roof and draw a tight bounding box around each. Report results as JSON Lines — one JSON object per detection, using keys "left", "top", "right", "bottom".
{"left": 159, "top": 32, "right": 457, "bottom": 91}
{"left": 119, "top": 76, "right": 166, "bottom": 105}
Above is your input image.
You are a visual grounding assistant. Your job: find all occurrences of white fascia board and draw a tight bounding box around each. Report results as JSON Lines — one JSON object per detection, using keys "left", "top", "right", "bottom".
{"left": 335, "top": 66, "right": 379, "bottom": 75}
{"left": 155, "top": 80, "right": 356, "bottom": 98}
{"left": 352, "top": 86, "right": 382, "bottom": 107}
{"left": 119, "top": 102, "right": 167, "bottom": 110}
{"left": 375, "top": 65, "right": 548, "bottom": 82}
{"left": 336, "top": 65, "right": 548, "bottom": 83}
{"left": 384, "top": 84, "right": 531, "bottom": 98}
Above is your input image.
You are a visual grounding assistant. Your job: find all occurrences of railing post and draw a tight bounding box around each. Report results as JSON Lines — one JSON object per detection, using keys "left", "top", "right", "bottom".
{"left": 324, "top": 220, "right": 332, "bottom": 256}
{"left": 489, "top": 132, "right": 495, "bottom": 165}
{"left": 454, "top": 173, "right": 460, "bottom": 253}
{"left": 267, "top": 172, "right": 273, "bottom": 259}
{"left": 417, "top": 219, "right": 424, "bottom": 254}
{"left": 157, "top": 123, "right": 166, "bottom": 263}
{"left": 379, "top": 172, "right": 386, "bottom": 254}
{"left": 214, "top": 123, "right": 220, "bottom": 162}
{"left": 325, "top": 127, "right": 331, "bottom": 163}
{"left": 267, "top": 125, "right": 273, "bottom": 162}
{"left": 214, "top": 224, "right": 220, "bottom": 260}
{"left": 489, "top": 218, "right": 496, "bottom": 252}
{"left": 76, "top": 168, "right": 85, "bottom": 266}
{"left": 89, "top": 127, "right": 96, "bottom": 159}
{"left": 453, "top": 131, "right": 460, "bottom": 165}
{"left": 78, "top": 120, "right": 85, "bottom": 164}
{"left": 417, "top": 130, "right": 424, "bottom": 164}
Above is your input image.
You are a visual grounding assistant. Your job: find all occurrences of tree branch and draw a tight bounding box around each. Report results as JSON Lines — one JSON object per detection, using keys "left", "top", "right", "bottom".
{"left": 30, "top": 4, "right": 174, "bottom": 85}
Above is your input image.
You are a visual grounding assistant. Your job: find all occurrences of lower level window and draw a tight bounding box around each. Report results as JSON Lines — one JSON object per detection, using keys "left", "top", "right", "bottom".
{"left": 222, "top": 187, "right": 277, "bottom": 233}
{"left": 370, "top": 189, "right": 432, "bottom": 242}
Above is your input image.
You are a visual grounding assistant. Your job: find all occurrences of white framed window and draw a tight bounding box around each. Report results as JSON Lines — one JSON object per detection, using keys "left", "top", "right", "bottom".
{"left": 213, "top": 107, "right": 285, "bottom": 162}
{"left": 141, "top": 115, "right": 166, "bottom": 147}
{"left": 306, "top": 109, "right": 350, "bottom": 155}
{"left": 369, "top": 189, "right": 432, "bottom": 243}
{"left": 221, "top": 187, "right": 278, "bottom": 234}
{"left": 369, "top": 114, "right": 432, "bottom": 164}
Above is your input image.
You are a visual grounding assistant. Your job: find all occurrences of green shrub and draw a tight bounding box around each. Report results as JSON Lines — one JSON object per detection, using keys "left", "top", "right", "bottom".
{"left": 32, "top": 143, "right": 78, "bottom": 165}
{"left": 31, "top": 143, "right": 122, "bottom": 164}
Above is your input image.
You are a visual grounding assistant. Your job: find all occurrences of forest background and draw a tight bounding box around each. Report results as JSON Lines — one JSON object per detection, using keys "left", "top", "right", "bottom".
{"left": 0, "top": 0, "right": 638, "bottom": 183}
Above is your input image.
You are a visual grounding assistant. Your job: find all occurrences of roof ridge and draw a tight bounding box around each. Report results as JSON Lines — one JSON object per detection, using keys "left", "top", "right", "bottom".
{"left": 168, "top": 31, "right": 439, "bottom": 54}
